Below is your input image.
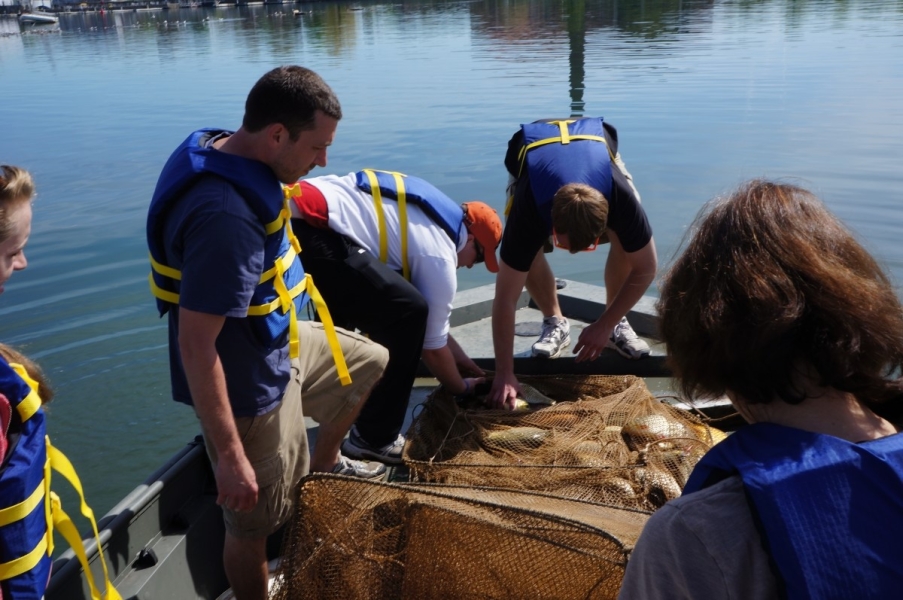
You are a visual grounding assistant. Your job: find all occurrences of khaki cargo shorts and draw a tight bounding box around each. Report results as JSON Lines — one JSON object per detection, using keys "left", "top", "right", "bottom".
{"left": 202, "top": 321, "right": 388, "bottom": 538}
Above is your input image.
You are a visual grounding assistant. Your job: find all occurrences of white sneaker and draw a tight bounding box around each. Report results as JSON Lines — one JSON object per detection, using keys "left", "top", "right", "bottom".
{"left": 607, "top": 317, "right": 651, "bottom": 359}
{"left": 532, "top": 316, "right": 571, "bottom": 359}
{"left": 330, "top": 455, "right": 387, "bottom": 480}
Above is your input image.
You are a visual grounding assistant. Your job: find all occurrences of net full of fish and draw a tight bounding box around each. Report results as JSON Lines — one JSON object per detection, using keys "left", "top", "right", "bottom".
{"left": 405, "top": 374, "right": 729, "bottom": 512}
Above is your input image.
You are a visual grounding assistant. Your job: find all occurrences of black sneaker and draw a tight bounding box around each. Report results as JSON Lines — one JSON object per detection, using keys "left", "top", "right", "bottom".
{"left": 341, "top": 425, "right": 405, "bottom": 465}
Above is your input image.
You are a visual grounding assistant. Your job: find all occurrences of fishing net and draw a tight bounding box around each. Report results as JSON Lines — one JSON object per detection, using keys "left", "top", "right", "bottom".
{"left": 271, "top": 474, "right": 650, "bottom": 600}
{"left": 404, "top": 374, "right": 725, "bottom": 511}
{"left": 271, "top": 374, "right": 726, "bottom": 599}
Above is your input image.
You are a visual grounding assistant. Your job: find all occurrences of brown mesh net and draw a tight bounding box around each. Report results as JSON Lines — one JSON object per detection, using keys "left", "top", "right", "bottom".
{"left": 404, "top": 374, "right": 723, "bottom": 510}
{"left": 271, "top": 476, "right": 650, "bottom": 600}
{"left": 272, "top": 374, "right": 726, "bottom": 599}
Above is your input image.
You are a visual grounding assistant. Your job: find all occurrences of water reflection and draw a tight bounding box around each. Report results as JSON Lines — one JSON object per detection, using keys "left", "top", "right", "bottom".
{"left": 1, "top": 0, "right": 901, "bottom": 518}
{"left": 568, "top": 0, "right": 586, "bottom": 116}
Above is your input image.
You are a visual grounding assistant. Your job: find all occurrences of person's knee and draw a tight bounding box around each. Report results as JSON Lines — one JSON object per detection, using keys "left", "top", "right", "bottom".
{"left": 368, "top": 341, "right": 390, "bottom": 373}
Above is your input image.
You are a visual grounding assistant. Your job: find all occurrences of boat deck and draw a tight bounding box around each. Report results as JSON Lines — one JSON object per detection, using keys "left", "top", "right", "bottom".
{"left": 304, "top": 279, "right": 671, "bottom": 437}
{"left": 46, "top": 280, "right": 737, "bottom": 600}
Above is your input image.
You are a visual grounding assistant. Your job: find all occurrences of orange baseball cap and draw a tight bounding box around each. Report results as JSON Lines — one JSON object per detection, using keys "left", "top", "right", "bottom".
{"left": 462, "top": 201, "right": 502, "bottom": 273}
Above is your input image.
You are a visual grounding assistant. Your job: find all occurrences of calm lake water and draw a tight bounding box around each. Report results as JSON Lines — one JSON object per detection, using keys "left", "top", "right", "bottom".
{"left": 1, "top": 0, "right": 902, "bottom": 516}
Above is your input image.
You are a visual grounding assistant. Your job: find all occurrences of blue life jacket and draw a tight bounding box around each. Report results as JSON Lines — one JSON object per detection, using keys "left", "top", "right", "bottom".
{"left": 0, "top": 360, "right": 50, "bottom": 599}
{"left": 516, "top": 118, "right": 615, "bottom": 229}
{"left": 684, "top": 422, "right": 903, "bottom": 600}
{"left": 354, "top": 169, "right": 464, "bottom": 281}
{"left": 147, "top": 129, "right": 311, "bottom": 354}
{"left": 0, "top": 360, "right": 120, "bottom": 600}
{"left": 147, "top": 129, "right": 351, "bottom": 383}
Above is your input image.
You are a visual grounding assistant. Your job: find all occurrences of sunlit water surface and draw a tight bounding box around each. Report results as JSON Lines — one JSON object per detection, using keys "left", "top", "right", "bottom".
{"left": 1, "top": 0, "right": 902, "bottom": 514}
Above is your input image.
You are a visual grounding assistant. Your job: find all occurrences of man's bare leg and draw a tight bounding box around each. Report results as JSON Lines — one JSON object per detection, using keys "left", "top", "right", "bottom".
{"left": 224, "top": 533, "right": 267, "bottom": 600}
{"left": 525, "top": 250, "right": 562, "bottom": 318}
{"left": 309, "top": 384, "right": 370, "bottom": 472}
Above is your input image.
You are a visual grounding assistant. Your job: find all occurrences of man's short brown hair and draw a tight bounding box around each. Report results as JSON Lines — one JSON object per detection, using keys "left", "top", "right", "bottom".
{"left": 657, "top": 179, "right": 903, "bottom": 422}
{"left": 242, "top": 65, "right": 342, "bottom": 140}
{"left": 550, "top": 183, "right": 608, "bottom": 252}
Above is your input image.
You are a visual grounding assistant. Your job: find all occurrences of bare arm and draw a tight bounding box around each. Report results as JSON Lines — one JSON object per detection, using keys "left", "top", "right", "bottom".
{"left": 179, "top": 307, "right": 258, "bottom": 512}
{"left": 421, "top": 338, "right": 485, "bottom": 396}
{"left": 445, "top": 334, "right": 485, "bottom": 377}
{"left": 489, "top": 261, "right": 529, "bottom": 408}
{"left": 574, "top": 236, "right": 658, "bottom": 361}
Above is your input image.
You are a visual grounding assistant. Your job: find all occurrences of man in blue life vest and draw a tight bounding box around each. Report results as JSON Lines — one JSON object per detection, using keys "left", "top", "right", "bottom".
{"left": 146, "top": 66, "right": 389, "bottom": 600}
{"left": 289, "top": 170, "right": 502, "bottom": 464}
{"left": 489, "top": 118, "right": 658, "bottom": 409}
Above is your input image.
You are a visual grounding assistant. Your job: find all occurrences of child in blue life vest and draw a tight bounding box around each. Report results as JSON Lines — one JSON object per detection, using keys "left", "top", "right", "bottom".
{"left": 0, "top": 165, "right": 119, "bottom": 600}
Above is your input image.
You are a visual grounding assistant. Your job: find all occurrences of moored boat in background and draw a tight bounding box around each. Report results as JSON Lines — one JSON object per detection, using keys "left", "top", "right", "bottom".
{"left": 18, "top": 12, "right": 59, "bottom": 24}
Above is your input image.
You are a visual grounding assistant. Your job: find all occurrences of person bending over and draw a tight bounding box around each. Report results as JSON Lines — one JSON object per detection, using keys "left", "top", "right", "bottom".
{"left": 290, "top": 169, "right": 502, "bottom": 463}
{"left": 490, "top": 117, "right": 657, "bottom": 409}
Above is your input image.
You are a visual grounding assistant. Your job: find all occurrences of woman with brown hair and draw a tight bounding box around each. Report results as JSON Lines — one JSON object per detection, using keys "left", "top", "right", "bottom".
{"left": 619, "top": 180, "right": 903, "bottom": 599}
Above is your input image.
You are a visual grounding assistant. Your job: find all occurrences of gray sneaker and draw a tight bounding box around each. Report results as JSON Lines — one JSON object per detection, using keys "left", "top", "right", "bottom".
{"left": 341, "top": 425, "right": 405, "bottom": 465}
{"left": 331, "top": 454, "right": 387, "bottom": 479}
{"left": 606, "top": 317, "right": 651, "bottom": 359}
{"left": 532, "top": 316, "right": 571, "bottom": 359}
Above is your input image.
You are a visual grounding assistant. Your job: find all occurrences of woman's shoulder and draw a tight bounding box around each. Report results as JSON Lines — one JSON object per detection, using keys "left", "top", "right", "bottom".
{"left": 643, "top": 475, "right": 750, "bottom": 541}
{"left": 619, "top": 475, "right": 778, "bottom": 600}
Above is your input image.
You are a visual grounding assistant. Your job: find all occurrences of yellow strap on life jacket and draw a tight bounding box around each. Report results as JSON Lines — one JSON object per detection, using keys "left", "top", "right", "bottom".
{"left": 0, "top": 479, "right": 43, "bottom": 528}
{"left": 504, "top": 194, "right": 514, "bottom": 219}
{"left": 245, "top": 273, "right": 351, "bottom": 385}
{"left": 556, "top": 119, "right": 573, "bottom": 144}
{"left": 305, "top": 277, "right": 352, "bottom": 385}
{"left": 0, "top": 364, "right": 51, "bottom": 579}
{"left": 8, "top": 363, "right": 41, "bottom": 423}
{"left": 515, "top": 120, "right": 617, "bottom": 180}
{"left": 390, "top": 171, "right": 411, "bottom": 281}
{"left": 258, "top": 242, "right": 298, "bottom": 286}
{"left": 0, "top": 439, "right": 120, "bottom": 596}
{"left": 147, "top": 267, "right": 181, "bottom": 306}
{"left": 149, "top": 191, "right": 350, "bottom": 385}
{"left": 256, "top": 183, "right": 299, "bottom": 237}
{"left": 363, "top": 170, "right": 390, "bottom": 266}
{"left": 0, "top": 526, "right": 48, "bottom": 581}
{"left": 0, "top": 439, "right": 51, "bottom": 581}
{"left": 362, "top": 169, "right": 412, "bottom": 281}
{"left": 149, "top": 253, "right": 182, "bottom": 282}
{"left": 47, "top": 440, "right": 122, "bottom": 600}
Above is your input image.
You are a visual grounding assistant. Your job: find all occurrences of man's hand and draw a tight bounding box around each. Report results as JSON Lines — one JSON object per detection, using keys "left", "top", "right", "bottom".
{"left": 459, "top": 376, "right": 489, "bottom": 396}
{"left": 215, "top": 452, "right": 259, "bottom": 513}
{"left": 573, "top": 319, "right": 613, "bottom": 363}
{"left": 488, "top": 371, "right": 522, "bottom": 410}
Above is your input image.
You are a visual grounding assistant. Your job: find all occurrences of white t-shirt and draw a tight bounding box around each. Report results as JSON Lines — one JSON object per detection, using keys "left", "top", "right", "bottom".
{"left": 305, "top": 172, "right": 466, "bottom": 350}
